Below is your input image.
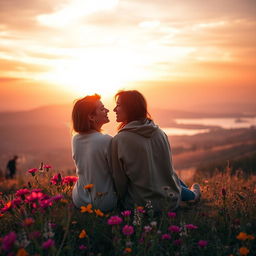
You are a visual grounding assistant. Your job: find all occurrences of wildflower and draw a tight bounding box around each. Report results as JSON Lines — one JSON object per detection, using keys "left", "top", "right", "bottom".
{"left": 168, "top": 225, "right": 181, "bottom": 233}
{"left": 84, "top": 184, "right": 94, "bottom": 190}
{"left": 29, "top": 231, "right": 41, "bottom": 239}
{"left": 173, "top": 239, "right": 182, "bottom": 246}
{"left": 95, "top": 209, "right": 104, "bottom": 217}
{"left": 43, "top": 164, "right": 52, "bottom": 171}
{"left": 39, "top": 199, "right": 53, "bottom": 208}
{"left": 107, "top": 216, "right": 123, "bottom": 225}
{"left": 28, "top": 168, "right": 38, "bottom": 176}
{"left": 198, "top": 240, "right": 208, "bottom": 248}
{"left": 1, "top": 201, "right": 12, "bottom": 213}
{"left": 16, "top": 248, "right": 29, "bottom": 256}
{"left": 22, "top": 218, "right": 35, "bottom": 227}
{"left": 2, "top": 231, "right": 17, "bottom": 251}
{"left": 79, "top": 230, "right": 87, "bottom": 239}
{"left": 236, "top": 232, "right": 248, "bottom": 241}
{"left": 121, "top": 210, "right": 131, "bottom": 217}
{"left": 50, "top": 194, "right": 64, "bottom": 202}
{"left": 185, "top": 224, "right": 198, "bottom": 230}
{"left": 15, "top": 189, "right": 30, "bottom": 198}
{"left": 62, "top": 176, "right": 78, "bottom": 186}
{"left": 144, "top": 226, "right": 152, "bottom": 233}
{"left": 122, "top": 225, "right": 134, "bottom": 236}
{"left": 12, "top": 198, "right": 22, "bottom": 207}
{"left": 239, "top": 247, "right": 250, "bottom": 255}
{"left": 80, "top": 204, "right": 93, "bottom": 213}
{"left": 136, "top": 206, "right": 145, "bottom": 213}
{"left": 31, "top": 188, "right": 42, "bottom": 193}
{"left": 50, "top": 174, "right": 61, "bottom": 185}
{"left": 42, "top": 239, "right": 55, "bottom": 249}
{"left": 124, "top": 248, "right": 132, "bottom": 253}
{"left": 161, "top": 234, "right": 171, "bottom": 240}
{"left": 79, "top": 245, "right": 87, "bottom": 250}
{"left": 167, "top": 212, "right": 176, "bottom": 218}
{"left": 26, "top": 192, "right": 44, "bottom": 202}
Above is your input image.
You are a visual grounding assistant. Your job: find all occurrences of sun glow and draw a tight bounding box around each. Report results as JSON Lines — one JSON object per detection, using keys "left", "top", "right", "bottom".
{"left": 40, "top": 47, "right": 148, "bottom": 96}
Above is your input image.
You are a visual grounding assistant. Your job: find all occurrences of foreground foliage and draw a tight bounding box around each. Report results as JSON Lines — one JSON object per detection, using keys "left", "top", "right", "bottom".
{"left": 0, "top": 165, "right": 255, "bottom": 256}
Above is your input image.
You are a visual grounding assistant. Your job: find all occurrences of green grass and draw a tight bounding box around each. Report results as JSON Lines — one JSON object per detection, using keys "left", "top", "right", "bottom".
{"left": 0, "top": 166, "right": 255, "bottom": 256}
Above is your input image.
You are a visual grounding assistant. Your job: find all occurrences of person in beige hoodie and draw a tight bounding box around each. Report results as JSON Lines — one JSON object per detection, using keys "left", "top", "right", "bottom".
{"left": 111, "top": 90, "right": 201, "bottom": 211}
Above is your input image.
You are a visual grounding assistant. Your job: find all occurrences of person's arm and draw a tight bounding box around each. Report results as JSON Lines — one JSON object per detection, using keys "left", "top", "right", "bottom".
{"left": 111, "top": 136, "right": 128, "bottom": 199}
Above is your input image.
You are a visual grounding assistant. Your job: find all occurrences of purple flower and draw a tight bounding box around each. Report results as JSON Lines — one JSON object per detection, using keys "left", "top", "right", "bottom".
{"left": 121, "top": 210, "right": 131, "bottom": 217}
{"left": 198, "top": 240, "right": 208, "bottom": 248}
{"left": 167, "top": 212, "right": 176, "bottom": 218}
{"left": 2, "top": 232, "right": 17, "bottom": 251}
{"left": 122, "top": 225, "right": 134, "bottom": 236}
{"left": 107, "top": 216, "right": 123, "bottom": 225}
{"left": 42, "top": 239, "right": 55, "bottom": 249}
{"left": 185, "top": 224, "right": 198, "bottom": 230}
{"left": 161, "top": 234, "right": 171, "bottom": 240}
{"left": 168, "top": 225, "right": 181, "bottom": 233}
{"left": 79, "top": 245, "right": 87, "bottom": 250}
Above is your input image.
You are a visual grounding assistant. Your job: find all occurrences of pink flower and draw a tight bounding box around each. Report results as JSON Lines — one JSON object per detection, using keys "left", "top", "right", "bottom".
{"left": 26, "top": 192, "right": 44, "bottom": 202}
{"left": 107, "top": 216, "right": 123, "bottom": 225}
{"left": 185, "top": 224, "right": 198, "bottom": 230}
{"left": 79, "top": 245, "right": 87, "bottom": 250}
{"left": 28, "top": 168, "right": 38, "bottom": 176}
{"left": 11, "top": 198, "right": 22, "bottom": 207}
{"left": 161, "top": 234, "right": 171, "bottom": 240}
{"left": 121, "top": 210, "right": 131, "bottom": 217}
{"left": 167, "top": 212, "right": 176, "bottom": 218}
{"left": 62, "top": 176, "right": 78, "bottom": 186}
{"left": 198, "top": 240, "right": 208, "bottom": 248}
{"left": 50, "top": 194, "right": 64, "bottom": 202}
{"left": 15, "top": 189, "right": 30, "bottom": 197}
{"left": 31, "top": 188, "right": 42, "bottom": 193}
{"left": 168, "top": 225, "right": 181, "bottom": 233}
{"left": 50, "top": 173, "right": 62, "bottom": 185}
{"left": 43, "top": 164, "right": 52, "bottom": 171}
{"left": 173, "top": 239, "right": 182, "bottom": 246}
{"left": 42, "top": 239, "right": 55, "bottom": 249}
{"left": 39, "top": 199, "right": 53, "bottom": 208}
{"left": 122, "top": 225, "right": 134, "bottom": 236}
{"left": 2, "top": 231, "right": 17, "bottom": 251}
{"left": 1, "top": 201, "right": 12, "bottom": 213}
{"left": 144, "top": 226, "right": 152, "bottom": 233}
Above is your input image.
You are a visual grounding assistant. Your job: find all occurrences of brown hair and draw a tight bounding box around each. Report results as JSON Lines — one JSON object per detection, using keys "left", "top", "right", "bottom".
{"left": 115, "top": 90, "right": 151, "bottom": 129}
{"left": 72, "top": 94, "right": 101, "bottom": 133}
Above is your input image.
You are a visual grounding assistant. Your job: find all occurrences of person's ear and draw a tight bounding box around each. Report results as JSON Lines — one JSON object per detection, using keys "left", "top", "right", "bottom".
{"left": 88, "top": 114, "right": 95, "bottom": 122}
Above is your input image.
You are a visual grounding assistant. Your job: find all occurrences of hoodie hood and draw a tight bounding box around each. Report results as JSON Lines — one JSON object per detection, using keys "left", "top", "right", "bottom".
{"left": 119, "top": 119, "right": 158, "bottom": 138}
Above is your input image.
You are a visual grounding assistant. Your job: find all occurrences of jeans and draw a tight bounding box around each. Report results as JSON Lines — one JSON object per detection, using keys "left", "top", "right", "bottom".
{"left": 180, "top": 179, "right": 196, "bottom": 201}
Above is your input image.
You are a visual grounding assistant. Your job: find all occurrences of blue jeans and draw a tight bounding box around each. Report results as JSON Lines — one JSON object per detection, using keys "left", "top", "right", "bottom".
{"left": 180, "top": 180, "right": 196, "bottom": 201}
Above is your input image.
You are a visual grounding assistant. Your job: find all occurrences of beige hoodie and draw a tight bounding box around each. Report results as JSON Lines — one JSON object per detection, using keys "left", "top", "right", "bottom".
{"left": 111, "top": 119, "right": 181, "bottom": 211}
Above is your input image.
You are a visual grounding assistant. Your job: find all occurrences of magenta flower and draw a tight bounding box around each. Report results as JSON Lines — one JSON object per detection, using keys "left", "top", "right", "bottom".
{"left": 198, "top": 240, "right": 208, "bottom": 248}
{"left": 161, "top": 234, "right": 171, "bottom": 240}
{"left": 62, "top": 176, "right": 78, "bottom": 186}
{"left": 50, "top": 174, "right": 62, "bottom": 185}
{"left": 31, "top": 188, "right": 42, "bottom": 193}
{"left": 28, "top": 168, "right": 38, "bottom": 176}
{"left": 11, "top": 198, "right": 22, "bottom": 207}
{"left": 1, "top": 201, "right": 12, "bottom": 213}
{"left": 167, "top": 212, "right": 176, "bottom": 218}
{"left": 15, "top": 189, "right": 30, "bottom": 197}
{"left": 50, "top": 194, "right": 64, "bottom": 202}
{"left": 168, "top": 225, "right": 181, "bottom": 233}
{"left": 79, "top": 245, "right": 87, "bottom": 250}
{"left": 173, "top": 239, "right": 182, "bottom": 246}
{"left": 122, "top": 225, "right": 134, "bottom": 236}
{"left": 185, "top": 224, "right": 198, "bottom": 230}
{"left": 121, "top": 210, "right": 131, "bottom": 217}
{"left": 43, "top": 164, "right": 52, "bottom": 171}
{"left": 107, "top": 216, "right": 123, "bottom": 225}
{"left": 39, "top": 199, "right": 53, "bottom": 208}
{"left": 26, "top": 192, "right": 44, "bottom": 202}
{"left": 2, "top": 231, "right": 17, "bottom": 251}
{"left": 42, "top": 239, "right": 55, "bottom": 249}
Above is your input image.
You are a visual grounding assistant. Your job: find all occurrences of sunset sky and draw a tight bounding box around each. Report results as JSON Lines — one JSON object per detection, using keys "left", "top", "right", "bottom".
{"left": 0, "top": 0, "right": 255, "bottom": 111}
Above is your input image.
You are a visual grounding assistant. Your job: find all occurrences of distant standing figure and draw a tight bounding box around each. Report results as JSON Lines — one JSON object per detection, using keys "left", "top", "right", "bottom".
{"left": 6, "top": 155, "right": 18, "bottom": 179}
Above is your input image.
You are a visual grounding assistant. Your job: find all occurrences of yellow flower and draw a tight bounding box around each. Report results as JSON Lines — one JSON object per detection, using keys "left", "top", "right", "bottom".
{"left": 247, "top": 234, "right": 255, "bottom": 240}
{"left": 95, "top": 209, "right": 104, "bottom": 217}
{"left": 16, "top": 248, "right": 29, "bottom": 256}
{"left": 80, "top": 204, "right": 93, "bottom": 213}
{"left": 84, "top": 184, "right": 94, "bottom": 190}
{"left": 236, "top": 232, "right": 248, "bottom": 241}
{"left": 79, "top": 229, "right": 87, "bottom": 239}
{"left": 239, "top": 247, "right": 249, "bottom": 256}
{"left": 124, "top": 248, "right": 132, "bottom": 253}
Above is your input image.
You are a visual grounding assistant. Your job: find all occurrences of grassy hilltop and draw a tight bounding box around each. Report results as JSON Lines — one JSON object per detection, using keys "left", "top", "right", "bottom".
{"left": 0, "top": 165, "right": 255, "bottom": 256}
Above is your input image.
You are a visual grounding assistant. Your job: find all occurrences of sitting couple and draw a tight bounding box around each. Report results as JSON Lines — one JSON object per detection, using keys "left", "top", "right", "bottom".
{"left": 71, "top": 90, "right": 201, "bottom": 212}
